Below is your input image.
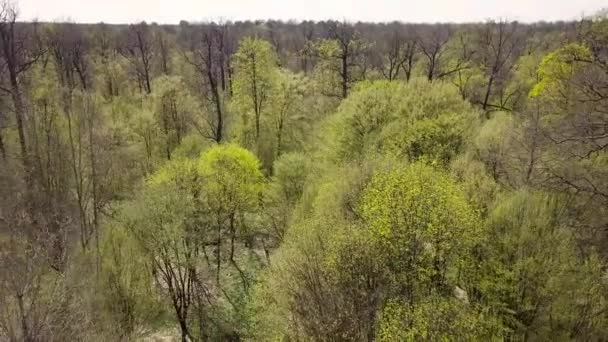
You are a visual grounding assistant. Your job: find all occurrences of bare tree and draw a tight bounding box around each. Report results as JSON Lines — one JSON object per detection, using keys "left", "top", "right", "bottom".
{"left": 476, "top": 20, "right": 524, "bottom": 113}
{"left": 296, "top": 20, "right": 316, "bottom": 73}
{"left": 48, "top": 23, "right": 91, "bottom": 91}
{"left": 183, "top": 23, "right": 228, "bottom": 143}
{"left": 0, "top": 1, "right": 42, "bottom": 182}
{"left": 92, "top": 23, "right": 120, "bottom": 98}
{"left": 121, "top": 22, "right": 154, "bottom": 94}
{"left": 417, "top": 24, "right": 472, "bottom": 82}
{"left": 154, "top": 24, "right": 171, "bottom": 75}
{"left": 377, "top": 24, "right": 418, "bottom": 81}
{"left": 0, "top": 165, "right": 83, "bottom": 342}
{"left": 324, "top": 21, "right": 369, "bottom": 98}
{"left": 0, "top": 107, "right": 6, "bottom": 160}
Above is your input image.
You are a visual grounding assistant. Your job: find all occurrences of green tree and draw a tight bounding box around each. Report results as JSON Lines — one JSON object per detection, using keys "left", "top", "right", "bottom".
{"left": 269, "top": 70, "right": 310, "bottom": 159}
{"left": 311, "top": 23, "right": 369, "bottom": 98}
{"left": 232, "top": 37, "right": 278, "bottom": 144}
{"left": 361, "top": 162, "right": 481, "bottom": 300}
{"left": 151, "top": 75, "right": 199, "bottom": 160}
{"left": 325, "top": 79, "right": 478, "bottom": 165}
{"left": 98, "top": 224, "right": 164, "bottom": 339}
{"left": 262, "top": 152, "right": 310, "bottom": 242}
{"left": 124, "top": 159, "right": 199, "bottom": 342}
{"left": 478, "top": 190, "right": 608, "bottom": 340}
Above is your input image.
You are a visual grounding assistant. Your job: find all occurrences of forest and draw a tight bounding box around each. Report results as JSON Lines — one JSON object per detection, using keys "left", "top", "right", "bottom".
{"left": 0, "top": 0, "right": 607, "bottom": 340}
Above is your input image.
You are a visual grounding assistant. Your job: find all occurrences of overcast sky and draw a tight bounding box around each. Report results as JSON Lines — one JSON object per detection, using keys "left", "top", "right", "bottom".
{"left": 17, "top": 0, "right": 608, "bottom": 24}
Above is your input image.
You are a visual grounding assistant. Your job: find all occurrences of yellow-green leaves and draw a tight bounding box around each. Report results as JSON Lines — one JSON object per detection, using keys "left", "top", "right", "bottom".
{"left": 377, "top": 297, "right": 500, "bottom": 341}
{"left": 232, "top": 37, "right": 278, "bottom": 143}
{"left": 327, "top": 79, "right": 478, "bottom": 164}
{"left": 479, "top": 190, "right": 608, "bottom": 338}
{"left": 147, "top": 157, "right": 197, "bottom": 188}
{"left": 530, "top": 43, "right": 592, "bottom": 97}
{"left": 198, "top": 144, "right": 264, "bottom": 214}
{"left": 360, "top": 162, "right": 480, "bottom": 292}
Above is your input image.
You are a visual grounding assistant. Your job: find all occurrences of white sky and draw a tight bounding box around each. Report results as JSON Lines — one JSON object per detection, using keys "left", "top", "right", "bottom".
{"left": 17, "top": 0, "right": 608, "bottom": 24}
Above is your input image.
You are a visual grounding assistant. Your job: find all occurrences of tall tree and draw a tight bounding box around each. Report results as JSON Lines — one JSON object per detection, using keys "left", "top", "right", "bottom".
{"left": 0, "top": 1, "right": 41, "bottom": 179}
{"left": 316, "top": 21, "right": 369, "bottom": 98}
{"left": 377, "top": 24, "right": 418, "bottom": 81}
{"left": 417, "top": 24, "right": 472, "bottom": 82}
{"left": 183, "top": 23, "right": 229, "bottom": 143}
{"left": 122, "top": 22, "right": 154, "bottom": 94}
{"left": 232, "top": 37, "right": 277, "bottom": 142}
{"left": 476, "top": 20, "right": 524, "bottom": 113}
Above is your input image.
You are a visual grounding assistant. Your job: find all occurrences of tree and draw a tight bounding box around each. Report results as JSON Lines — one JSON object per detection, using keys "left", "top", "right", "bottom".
{"left": 249, "top": 159, "right": 385, "bottom": 341}
{"left": 98, "top": 223, "right": 163, "bottom": 339}
{"left": 269, "top": 69, "right": 309, "bottom": 158}
{"left": 527, "top": 20, "right": 608, "bottom": 249}
{"left": 479, "top": 191, "right": 608, "bottom": 339}
{"left": 121, "top": 22, "right": 154, "bottom": 94}
{"left": 125, "top": 162, "right": 199, "bottom": 342}
{"left": 232, "top": 37, "right": 277, "bottom": 143}
{"left": 151, "top": 75, "right": 197, "bottom": 160}
{"left": 0, "top": 1, "right": 42, "bottom": 182}
{"left": 312, "top": 22, "right": 369, "bottom": 98}
{"left": 326, "top": 79, "right": 478, "bottom": 165}
{"left": 47, "top": 22, "right": 91, "bottom": 91}
{"left": 183, "top": 23, "right": 230, "bottom": 143}
{"left": 361, "top": 162, "right": 481, "bottom": 301}
{"left": 0, "top": 164, "right": 85, "bottom": 342}
{"left": 198, "top": 144, "right": 265, "bottom": 288}
{"left": 476, "top": 20, "right": 524, "bottom": 114}
{"left": 261, "top": 152, "right": 309, "bottom": 242}
{"left": 153, "top": 25, "right": 171, "bottom": 75}
{"left": 417, "top": 24, "right": 472, "bottom": 82}
{"left": 376, "top": 24, "right": 418, "bottom": 81}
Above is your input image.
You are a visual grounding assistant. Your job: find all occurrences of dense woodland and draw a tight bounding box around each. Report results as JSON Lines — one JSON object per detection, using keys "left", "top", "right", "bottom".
{"left": 0, "top": 1, "right": 607, "bottom": 340}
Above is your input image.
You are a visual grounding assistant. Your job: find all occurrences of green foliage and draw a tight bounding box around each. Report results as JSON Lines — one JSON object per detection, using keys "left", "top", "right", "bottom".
{"left": 232, "top": 37, "right": 278, "bottom": 145}
{"left": 98, "top": 224, "right": 165, "bottom": 337}
{"left": 151, "top": 75, "right": 200, "bottom": 158}
{"left": 377, "top": 297, "right": 501, "bottom": 341}
{"left": 251, "top": 160, "right": 487, "bottom": 340}
{"left": 479, "top": 190, "right": 608, "bottom": 339}
{"left": 361, "top": 162, "right": 481, "bottom": 297}
{"left": 506, "top": 52, "right": 544, "bottom": 109}
{"left": 148, "top": 155, "right": 198, "bottom": 188}
{"left": 198, "top": 144, "right": 264, "bottom": 217}
{"left": 262, "top": 152, "right": 311, "bottom": 241}
{"left": 248, "top": 159, "right": 388, "bottom": 340}
{"left": 269, "top": 69, "right": 312, "bottom": 156}
{"left": 231, "top": 39, "right": 314, "bottom": 172}
{"left": 474, "top": 111, "right": 514, "bottom": 181}
{"left": 4, "top": 18, "right": 608, "bottom": 342}
{"left": 450, "top": 153, "right": 500, "bottom": 216}
{"left": 269, "top": 152, "right": 309, "bottom": 206}
{"left": 311, "top": 39, "right": 344, "bottom": 97}
{"left": 171, "top": 134, "right": 210, "bottom": 159}
{"left": 530, "top": 43, "right": 592, "bottom": 97}
{"left": 326, "top": 79, "right": 478, "bottom": 165}
{"left": 99, "top": 145, "right": 266, "bottom": 340}
{"left": 310, "top": 33, "right": 369, "bottom": 98}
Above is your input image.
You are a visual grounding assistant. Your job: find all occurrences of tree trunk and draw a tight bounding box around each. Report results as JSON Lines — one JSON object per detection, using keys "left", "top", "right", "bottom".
{"left": 482, "top": 74, "right": 495, "bottom": 112}
{"left": 178, "top": 318, "right": 190, "bottom": 342}
{"left": 10, "top": 79, "right": 29, "bottom": 175}
{"left": 0, "top": 127, "right": 6, "bottom": 160}
{"left": 207, "top": 68, "right": 223, "bottom": 143}
{"left": 250, "top": 55, "right": 261, "bottom": 140}
{"left": 341, "top": 53, "right": 348, "bottom": 98}
{"left": 161, "top": 102, "right": 172, "bottom": 160}
{"left": 16, "top": 293, "right": 30, "bottom": 342}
